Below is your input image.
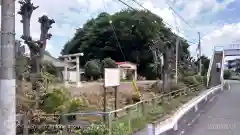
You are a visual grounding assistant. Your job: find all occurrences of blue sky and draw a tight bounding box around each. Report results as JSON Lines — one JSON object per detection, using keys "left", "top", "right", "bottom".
{"left": 5, "top": 0, "right": 240, "bottom": 58}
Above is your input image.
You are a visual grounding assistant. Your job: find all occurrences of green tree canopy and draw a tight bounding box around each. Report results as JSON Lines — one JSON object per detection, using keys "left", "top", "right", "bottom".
{"left": 84, "top": 59, "right": 101, "bottom": 80}
{"left": 195, "top": 55, "right": 210, "bottom": 75}
{"left": 101, "top": 57, "right": 117, "bottom": 68}
{"left": 61, "top": 9, "right": 191, "bottom": 77}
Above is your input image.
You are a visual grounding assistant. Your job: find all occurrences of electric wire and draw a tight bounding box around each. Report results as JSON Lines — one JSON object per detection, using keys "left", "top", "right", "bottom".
{"left": 116, "top": 0, "right": 199, "bottom": 45}
{"left": 163, "top": 0, "right": 201, "bottom": 57}
{"left": 102, "top": 0, "right": 127, "bottom": 61}
{"left": 164, "top": 0, "right": 195, "bottom": 29}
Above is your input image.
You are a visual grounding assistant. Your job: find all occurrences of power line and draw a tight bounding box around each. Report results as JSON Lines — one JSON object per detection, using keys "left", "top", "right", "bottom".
{"left": 187, "top": 40, "right": 198, "bottom": 45}
{"left": 164, "top": 0, "right": 203, "bottom": 54}
{"left": 163, "top": 0, "right": 211, "bottom": 59}
{"left": 164, "top": 0, "right": 201, "bottom": 58}
{"left": 116, "top": 0, "right": 199, "bottom": 45}
{"left": 129, "top": 0, "right": 174, "bottom": 29}
{"left": 117, "top": 0, "right": 136, "bottom": 10}
{"left": 164, "top": 0, "right": 195, "bottom": 29}
{"left": 102, "top": 0, "right": 127, "bottom": 61}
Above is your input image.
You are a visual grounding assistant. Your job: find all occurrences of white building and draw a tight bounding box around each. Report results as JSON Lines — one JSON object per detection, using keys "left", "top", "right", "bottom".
{"left": 116, "top": 61, "right": 137, "bottom": 80}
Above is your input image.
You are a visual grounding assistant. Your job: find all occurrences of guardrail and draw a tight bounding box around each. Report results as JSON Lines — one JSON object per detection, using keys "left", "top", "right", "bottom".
{"left": 146, "top": 84, "right": 222, "bottom": 135}
{"left": 16, "top": 84, "right": 205, "bottom": 135}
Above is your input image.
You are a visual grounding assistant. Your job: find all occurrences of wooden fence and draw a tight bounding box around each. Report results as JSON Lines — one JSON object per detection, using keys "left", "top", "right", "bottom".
{"left": 17, "top": 84, "right": 205, "bottom": 135}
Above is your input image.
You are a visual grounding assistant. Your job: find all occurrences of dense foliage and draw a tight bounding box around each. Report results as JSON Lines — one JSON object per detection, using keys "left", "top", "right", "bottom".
{"left": 61, "top": 9, "right": 192, "bottom": 78}
{"left": 223, "top": 70, "right": 232, "bottom": 79}
{"left": 83, "top": 57, "right": 118, "bottom": 80}
{"left": 195, "top": 55, "right": 210, "bottom": 76}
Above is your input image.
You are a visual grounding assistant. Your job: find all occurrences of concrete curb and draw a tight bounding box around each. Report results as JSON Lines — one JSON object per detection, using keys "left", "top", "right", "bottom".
{"left": 134, "top": 85, "right": 223, "bottom": 135}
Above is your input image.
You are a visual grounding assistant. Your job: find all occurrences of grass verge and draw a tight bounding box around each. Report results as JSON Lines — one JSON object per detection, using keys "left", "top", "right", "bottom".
{"left": 110, "top": 85, "right": 205, "bottom": 135}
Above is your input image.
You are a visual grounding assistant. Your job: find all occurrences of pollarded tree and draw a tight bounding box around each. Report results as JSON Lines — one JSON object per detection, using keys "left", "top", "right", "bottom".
{"left": 150, "top": 28, "right": 177, "bottom": 92}
{"left": 18, "top": 0, "right": 55, "bottom": 108}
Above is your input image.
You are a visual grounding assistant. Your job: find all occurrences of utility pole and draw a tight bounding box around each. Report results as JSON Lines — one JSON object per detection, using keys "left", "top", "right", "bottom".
{"left": 172, "top": 11, "right": 179, "bottom": 84}
{"left": 0, "top": 0, "right": 16, "bottom": 135}
{"left": 198, "top": 32, "right": 202, "bottom": 75}
{"left": 175, "top": 37, "right": 179, "bottom": 84}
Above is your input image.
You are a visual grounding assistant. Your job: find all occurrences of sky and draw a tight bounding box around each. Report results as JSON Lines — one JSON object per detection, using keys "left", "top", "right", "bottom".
{"left": 1, "top": 0, "right": 240, "bottom": 59}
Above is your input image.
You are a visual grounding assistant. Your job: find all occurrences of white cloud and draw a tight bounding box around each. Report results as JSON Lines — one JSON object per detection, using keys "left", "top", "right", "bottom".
{"left": 0, "top": 0, "right": 237, "bottom": 58}
{"left": 141, "top": 1, "right": 183, "bottom": 34}
{"left": 178, "top": 0, "right": 235, "bottom": 20}
{"left": 202, "top": 23, "right": 240, "bottom": 57}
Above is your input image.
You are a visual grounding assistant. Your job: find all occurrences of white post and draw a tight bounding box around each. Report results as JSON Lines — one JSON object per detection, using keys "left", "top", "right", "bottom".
{"left": 0, "top": 0, "right": 16, "bottom": 135}
{"left": 134, "top": 70, "right": 137, "bottom": 80}
{"left": 175, "top": 37, "right": 179, "bottom": 84}
{"left": 172, "top": 10, "right": 180, "bottom": 84}
{"left": 64, "top": 58, "right": 68, "bottom": 87}
{"left": 76, "top": 56, "right": 81, "bottom": 87}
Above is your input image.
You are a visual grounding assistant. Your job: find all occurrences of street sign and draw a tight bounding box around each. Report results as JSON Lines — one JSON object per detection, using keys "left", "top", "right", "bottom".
{"left": 104, "top": 68, "right": 120, "bottom": 87}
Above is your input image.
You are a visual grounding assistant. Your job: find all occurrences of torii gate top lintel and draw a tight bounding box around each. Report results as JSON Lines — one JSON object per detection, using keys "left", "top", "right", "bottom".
{"left": 60, "top": 52, "right": 84, "bottom": 58}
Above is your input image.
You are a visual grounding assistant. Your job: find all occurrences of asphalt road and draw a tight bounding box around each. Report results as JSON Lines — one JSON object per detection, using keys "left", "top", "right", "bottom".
{"left": 185, "top": 82, "right": 240, "bottom": 135}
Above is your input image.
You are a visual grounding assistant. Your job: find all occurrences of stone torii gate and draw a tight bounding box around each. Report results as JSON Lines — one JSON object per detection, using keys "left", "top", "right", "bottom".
{"left": 59, "top": 52, "right": 84, "bottom": 88}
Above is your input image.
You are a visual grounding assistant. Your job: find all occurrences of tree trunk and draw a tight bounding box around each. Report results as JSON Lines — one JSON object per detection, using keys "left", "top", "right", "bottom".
{"left": 30, "top": 52, "right": 42, "bottom": 109}
{"left": 162, "top": 52, "right": 170, "bottom": 93}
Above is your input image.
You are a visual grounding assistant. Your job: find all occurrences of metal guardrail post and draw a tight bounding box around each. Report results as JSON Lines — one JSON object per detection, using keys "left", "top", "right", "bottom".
{"left": 152, "top": 97, "right": 157, "bottom": 108}
{"left": 127, "top": 108, "right": 132, "bottom": 133}
{"left": 141, "top": 101, "right": 146, "bottom": 116}
{"left": 61, "top": 114, "right": 68, "bottom": 134}
{"left": 107, "top": 113, "right": 112, "bottom": 135}
{"left": 23, "top": 115, "right": 28, "bottom": 135}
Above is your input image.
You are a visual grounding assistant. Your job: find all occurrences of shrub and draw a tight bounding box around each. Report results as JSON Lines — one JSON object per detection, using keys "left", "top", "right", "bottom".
{"left": 150, "top": 81, "right": 162, "bottom": 93}
{"left": 181, "top": 76, "right": 199, "bottom": 86}
{"left": 169, "top": 81, "right": 185, "bottom": 91}
{"left": 182, "top": 71, "right": 196, "bottom": 76}
{"left": 168, "top": 81, "right": 186, "bottom": 97}
{"left": 68, "top": 98, "right": 85, "bottom": 112}
{"left": 101, "top": 57, "right": 117, "bottom": 68}
{"left": 112, "top": 122, "right": 131, "bottom": 135}
{"left": 145, "top": 63, "right": 160, "bottom": 80}
{"left": 224, "top": 70, "right": 231, "bottom": 79}
{"left": 126, "top": 94, "right": 140, "bottom": 105}
{"left": 84, "top": 59, "right": 101, "bottom": 80}
{"left": 41, "top": 88, "right": 69, "bottom": 113}
{"left": 193, "top": 75, "right": 204, "bottom": 83}
{"left": 41, "top": 87, "right": 84, "bottom": 114}
{"left": 81, "top": 123, "right": 107, "bottom": 135}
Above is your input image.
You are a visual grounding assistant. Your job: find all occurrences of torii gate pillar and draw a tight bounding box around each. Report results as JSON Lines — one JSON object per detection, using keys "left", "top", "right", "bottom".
{"left": 60, "top": 53, "right": 84, "bottom": 88}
